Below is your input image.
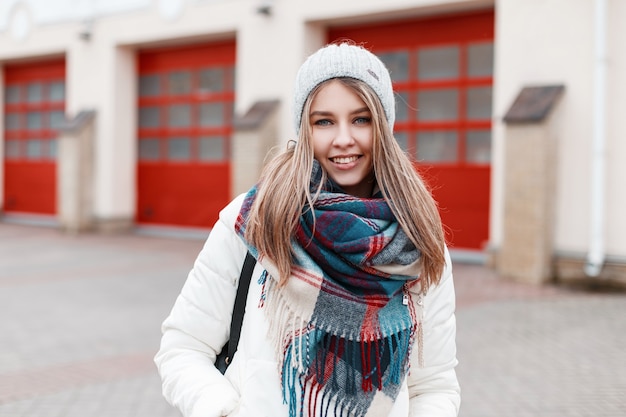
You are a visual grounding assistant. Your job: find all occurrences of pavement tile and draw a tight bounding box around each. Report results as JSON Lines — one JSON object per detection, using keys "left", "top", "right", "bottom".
{"left": 1, "top": 222, "right": 624, "bottom": 417}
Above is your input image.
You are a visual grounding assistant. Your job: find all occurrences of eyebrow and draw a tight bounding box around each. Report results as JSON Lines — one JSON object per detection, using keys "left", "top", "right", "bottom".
{"left": 310, "top": 107, "right": 371, "bottom": 117}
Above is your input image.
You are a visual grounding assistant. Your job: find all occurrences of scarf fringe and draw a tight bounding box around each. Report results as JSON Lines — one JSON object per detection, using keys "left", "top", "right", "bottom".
{"left": 301, "top": 373, "right": 370, "bottom": 417}
{"left": 257, "top": 269, "right": 268, "bottom": 308}
{"left": 264, "top": 278, "right": 423, "bottom": 417}
{"left": 407, "top": 292, "right": 424, "bottom": 368}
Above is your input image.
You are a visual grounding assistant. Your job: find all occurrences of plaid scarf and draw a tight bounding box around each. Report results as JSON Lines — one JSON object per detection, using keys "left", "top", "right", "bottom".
{"left": 235, "top": 163, "right": 422, "bottom": 417}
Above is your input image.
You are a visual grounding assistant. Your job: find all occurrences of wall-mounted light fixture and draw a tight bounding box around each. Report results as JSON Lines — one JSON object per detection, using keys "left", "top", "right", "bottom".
{"left": 78, "top": 19, "right": 93, "bottom": 41}
{"left": 256, "top": 0, "right": 273, "bottom": 16}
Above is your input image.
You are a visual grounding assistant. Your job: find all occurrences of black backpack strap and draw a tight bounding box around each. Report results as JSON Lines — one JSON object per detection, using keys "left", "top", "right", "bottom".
{"left": 225, "top": 251, "right": 256, "bottom": 365}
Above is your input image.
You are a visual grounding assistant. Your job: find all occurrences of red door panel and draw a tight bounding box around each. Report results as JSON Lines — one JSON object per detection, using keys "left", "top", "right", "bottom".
{"left": 137, "top": 164, "right": 230, "bottom": 227}
{"left": 329, "top": 10, "right": 494, "bottom": 250}
{"left": 137, "top": 40, "right": 235, "bottom": 228}
{"left": 3, "top": 59, "right": 65, "bottom": 215}
{"left": 4, "top": 162, "right": 56, "bottom": 214}
{"left": 420, "top": 165, "right": 491, "bottom": 249}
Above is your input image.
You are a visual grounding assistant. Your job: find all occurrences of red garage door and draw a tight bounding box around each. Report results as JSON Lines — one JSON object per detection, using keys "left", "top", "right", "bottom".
{"left": 329, "top": 10, "right": 494, "bottom": 250}
{"left": 137, "top": 41, "right": 235, "bottom": 228}
{"left": 3, "top": 60, "right": 65, "bottom": 215}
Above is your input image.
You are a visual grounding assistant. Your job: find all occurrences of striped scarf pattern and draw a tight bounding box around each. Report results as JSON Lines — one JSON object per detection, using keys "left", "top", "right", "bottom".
{"left": 235, "top": 165, "right": 422, "bottom": 417}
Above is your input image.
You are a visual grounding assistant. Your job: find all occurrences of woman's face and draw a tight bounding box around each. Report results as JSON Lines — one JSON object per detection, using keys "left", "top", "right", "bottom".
{"left": 309, "top": 80, "right": 374, "bottom": 198}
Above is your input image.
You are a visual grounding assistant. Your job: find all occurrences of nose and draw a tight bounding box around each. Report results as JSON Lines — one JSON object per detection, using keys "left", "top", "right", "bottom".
{"left": 333, "top": 121, "right": 355, "bottom": 147}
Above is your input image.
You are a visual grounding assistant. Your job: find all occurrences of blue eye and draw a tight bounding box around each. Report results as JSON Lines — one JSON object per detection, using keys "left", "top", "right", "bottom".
{"left": 354, "top": 117, "right": 371, "bottom": 125}
{"left": 314, "top": 119, "right": 332, "bottom": 126}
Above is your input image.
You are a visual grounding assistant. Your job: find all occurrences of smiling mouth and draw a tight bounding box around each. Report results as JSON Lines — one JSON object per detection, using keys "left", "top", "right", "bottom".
{"left": 330, "top": 156, "right": 360, "bottom": 164}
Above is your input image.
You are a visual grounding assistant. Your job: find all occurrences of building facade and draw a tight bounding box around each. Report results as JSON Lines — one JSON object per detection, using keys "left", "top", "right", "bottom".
{"left": 1, "top": 0, "right": 624, "bottom": 284}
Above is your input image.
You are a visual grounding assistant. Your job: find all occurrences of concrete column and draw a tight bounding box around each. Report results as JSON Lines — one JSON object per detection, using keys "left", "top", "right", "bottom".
{"left": 66, "top": 37, "right": 135, "bottom": 232}
{"left": 497, "top": 85, "right": 565, "bottom": 284}
{"left": 236, "top": 5, "right": 325, "bottom": 143}
{"left": 231, "top": 100, "right": 280, "bottom": 196}
{"left": 93, "top": 45, "right": 136, "bottom": 233}
{"left": 57, "top": 110, "right": 96, "bottom": 233}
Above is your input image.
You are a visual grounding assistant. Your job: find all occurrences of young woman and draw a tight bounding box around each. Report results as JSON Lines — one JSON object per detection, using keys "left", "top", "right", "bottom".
{"left": 155, "top": 42, "right": 460, "bottom": 417}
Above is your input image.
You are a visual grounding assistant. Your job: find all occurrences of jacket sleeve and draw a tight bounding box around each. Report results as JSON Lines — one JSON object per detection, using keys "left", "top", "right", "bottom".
{"left": 407, "top": 247, "right": 461, "bottom": 416}
{"left": 154, "top": 195, "right": 247, "bottom": 417}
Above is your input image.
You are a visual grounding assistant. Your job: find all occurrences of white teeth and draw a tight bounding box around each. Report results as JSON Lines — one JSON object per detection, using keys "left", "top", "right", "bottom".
{"left": 331, "top": 156, "right": 359, "bottom": 164}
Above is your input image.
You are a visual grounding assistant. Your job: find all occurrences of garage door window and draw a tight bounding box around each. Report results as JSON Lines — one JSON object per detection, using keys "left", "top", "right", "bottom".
{"left": 378, "top": 41, "right": 493, "bottom": 166}
{"left": 3, "top": 80, "right": 65, "bottom": 161}
{"left": 138, "top": 65, "right": 234, "bottom": 163}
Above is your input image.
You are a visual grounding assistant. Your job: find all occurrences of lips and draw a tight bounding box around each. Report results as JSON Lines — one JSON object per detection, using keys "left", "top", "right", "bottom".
{"left": 330, "top": 155, "right": 360, "bottom": 164}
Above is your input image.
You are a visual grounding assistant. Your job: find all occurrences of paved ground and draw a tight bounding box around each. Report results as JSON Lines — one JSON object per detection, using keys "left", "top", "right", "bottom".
{"left": 1, "top": 222, "right": 624, "bottom": 417}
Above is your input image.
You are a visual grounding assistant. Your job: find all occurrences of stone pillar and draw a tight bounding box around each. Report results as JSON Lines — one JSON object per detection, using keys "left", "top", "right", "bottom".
{"left": 497, "top": 86, "right": 564, "bottom": 284}
{"left": 231, "top": 100, "right": 281, "bottom": 196}
{"left": 57, "top": 110, "right": 95, "bottom": 233}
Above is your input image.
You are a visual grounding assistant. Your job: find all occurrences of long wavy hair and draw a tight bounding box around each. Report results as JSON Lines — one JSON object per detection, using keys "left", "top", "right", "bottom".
{"left": 244, "top": 77, "right": 446, "bottom": 291}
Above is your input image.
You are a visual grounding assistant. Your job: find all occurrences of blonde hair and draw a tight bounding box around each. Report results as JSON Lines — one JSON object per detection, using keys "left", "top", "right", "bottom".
{"left": 245, "top": 78, "right": 446, "bottom": 290}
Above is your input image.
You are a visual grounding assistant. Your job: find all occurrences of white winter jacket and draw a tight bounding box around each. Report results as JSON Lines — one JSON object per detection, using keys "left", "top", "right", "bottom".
{"left": 155, "top": 194, "right": 461, "bottom": 417}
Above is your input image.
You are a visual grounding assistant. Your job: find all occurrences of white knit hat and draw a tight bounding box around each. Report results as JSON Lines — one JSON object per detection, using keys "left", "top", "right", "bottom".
{"left": 293, "top": 43, "right": 395, "bottom": 134}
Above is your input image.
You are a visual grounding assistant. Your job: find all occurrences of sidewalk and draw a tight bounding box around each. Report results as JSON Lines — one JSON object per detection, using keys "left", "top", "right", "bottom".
{"left": 1, "top": 222, "right": 624, "bottom": 417}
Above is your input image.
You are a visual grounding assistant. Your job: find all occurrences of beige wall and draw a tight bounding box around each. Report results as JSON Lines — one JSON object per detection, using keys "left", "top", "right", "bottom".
{"left": 1, "top": 0, "right": 625, "bottom": 264}
{"left": 492, "top": 0, "right": 626, "bottom": 264}
{"left": 0, "top": 0, "right": 491, "bottom": 223}
{"left": 605, "top": 0, "right": 626, "bottom": 258}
